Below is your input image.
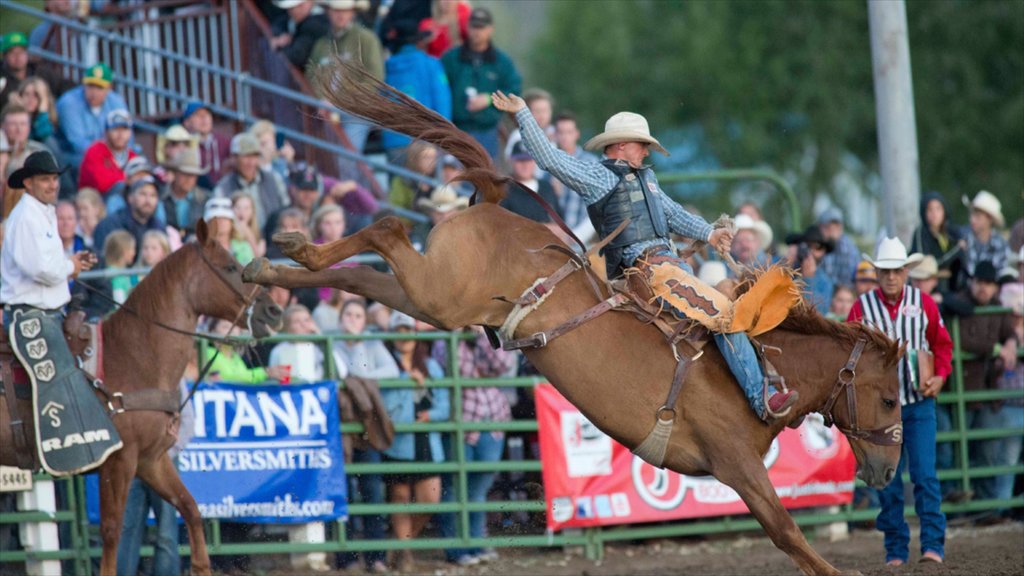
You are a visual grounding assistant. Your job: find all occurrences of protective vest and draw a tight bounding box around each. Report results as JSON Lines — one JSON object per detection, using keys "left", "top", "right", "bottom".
{"left": 587, "top": 159, "right": 669, "bottom": 277}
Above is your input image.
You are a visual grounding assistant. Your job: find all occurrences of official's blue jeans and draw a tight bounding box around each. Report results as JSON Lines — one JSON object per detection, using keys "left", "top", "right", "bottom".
{"left": 117, "top": 478, "right": 180, "bottom": 576}
{"left": 439, "top": 432, "right": 507, "bottom": 560}
{"left": 336, "top": 449, "right": 387, "bottom": 568}
{"left": 876, "top": 398, "right": 946, "bottom": 562}
{"left": 973, "top": 405, "right": 1024, "bottom": 505}
{"left": 649, "top": 250, "right": 768, "bottom": 418}
{"left": 465, "top": 128, "right": 499, "bottom": 160}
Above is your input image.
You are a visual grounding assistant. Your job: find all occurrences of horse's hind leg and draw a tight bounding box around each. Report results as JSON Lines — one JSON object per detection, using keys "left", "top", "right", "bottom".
{"left": 98, "top": 452, "right": 136, "bottom": 576}
{"left": 713, "top": 461, "right": 857, "bottom": 576}
{"left": 136, "top": 454, "right": 212, "bottom": 575}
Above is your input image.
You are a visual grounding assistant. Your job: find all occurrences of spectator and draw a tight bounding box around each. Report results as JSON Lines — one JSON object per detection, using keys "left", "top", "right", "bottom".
{"left": 265, "top": 162, "right": 323, "bottom": 240}
{"left": 204, "top": 197, "right": 255, "bottom": 265}
{"left": 249, "top": 120, "right": 289, "bottom": 182}
{"left": 56, "top": 199, "right": 83, "bottom": 257}
{"left": 17, "top": 76, "right": 60, "bottom": 153}
{"left": 312, "top": 289, "right": 346, "bottom": 333}
{"left": 1, "top": 102, "right": 49, "bottom": 181}
{"left": 270, "top": 0, "right": 330, "bottom": 68}
{"left": 332, "top": 298, "right": 398, "bottom": 574}
{"left": 854, "top": 259, "right": 878, "bottom": 296}
{"left": 106, "top": 155, "right": 155, "bottom": 218}
{"left": 383, "top": 19, "right": 451, "bottom": 163}
{"left": 214, "top": 132, "right": 289, "bottom": 233}
{"left": 415, "top": 184, "right": 468, "bottom": 227}
{"left": 78, "top": 108, "right": 136, "bottom": 199}
{"left": 909, "top": 255, "right": 948, "bottom": 305}
{"left": 441, "top": 7, "right": 522, "bottom": 158}
{"left": 206, "top": 318, "right": 290, "bottom": 383}
{"left": 551, "top": 112, "right": 598, "bottom": 243}
{"left": 389, "top": 141, "right": 438, "bottom": 214}
{"left": 847, "top": 237, "right": 953, "bottom": 566}
{"left": 312, "top": 204, "right": 345, "bottom": 245}
{"left": 941, "top": 261, "right": 1018, "bottom": 512}
{"left": 501, "top": 140, "right": 561, "bottom": 224}
{"left": 74, "top": 187, "right": 105, "bottom": 249}
{"left": 102, "top": 230, "right": 138, "bottom": 304}
{"left": 785, "top": 225, "right": 834, "bottom": 315}
{"left": 437, "top": 325, "right": 516, "bottom": 566}
{"left": 962, "top": 191, "right": 1008, "bottom": 280}
{"left": 320, "top": 173, "right": 378, "bottom": 234}
{"left": 912, "top": 191, "right": 964, "bottom": 292}
{"left": 503, "top": 88, "right": 555, "bottom": 164}
{"left": 155, "top": 124, "right": 196, "bottom": 164}
{"left": 137, "top": 229, "right": 172, "bottom": 270}
{"left": 308, "top": 0, "right": 385, "bottom": 175}
{"left": 419, "top": 0, "right": 471, "bottom": 58}
{"left": 817, "top": 207, "right": 859, "bottom": 288}
{"left": 181, "top": 101, "right": 230, "bottom": 188}
{"left": 55, "top": 62, "right": 128, "bottom": 169}
{"left": 731, "top": 214, "right": 772, "bottom": 269}
{"left": 265, "top": 207, "right": 311, "bottom": 260}
{"left": 827, "top": 284, "right": 855, "bottom": 321}
{"left": 93, "top": 176, "right": 164, "bottom": 255}
{"left": 230, "top": 192, "right": 266, "bottom": 258}
{"left": 985, "top": 281, "right": 1023, "bottom": 520}
{"left": 382, "top": 312, "right": 449, "bottom": 573}
{"left": 1, "top": 32, "right": 70, "bottom": 109}
{"left": 159, "top": 148, "right": 208, "bottom": 239}
{"left": 737, "top": 201, "right": 763, "bottom": 222}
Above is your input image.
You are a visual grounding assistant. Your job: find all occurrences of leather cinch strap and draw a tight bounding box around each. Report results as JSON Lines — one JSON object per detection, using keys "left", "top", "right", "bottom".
{"left": 503, "top": 293, "right": 630, "bottom": 351}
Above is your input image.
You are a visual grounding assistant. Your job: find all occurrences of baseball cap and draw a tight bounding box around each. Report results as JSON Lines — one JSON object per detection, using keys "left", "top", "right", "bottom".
{"left": 106, "top": 109, "right": 132, "bottom": 130}
{"left": 468, "top": 7, "right": 493, "bottom": 27}
{"left": 854, "top": 260, "right": 877, "bottom": 283}
{"left": 389, "top": 312, "right": 417, "bottom": 331}
{"left": 83, "top": 63, "right": 113, "bottom": 88}
{"left": 230, "top": 132, "right": 261, "bottom": 156}
{"left": 441, "top": 154, "right": 463, "bottom": 170}
{"left": 204, "top": 197, "right": 235, "bottom": 222}
{"left": 123, "top": 156, "right": 152, "bottom": 179}
{"left": 816, "top": 207, "right": 844, "bottom": 226}
{"left": 128, "top": 176, "right": 157, "bottom": 196}
{"left": 289, "top": 163, "right": 322, "bottom": 191}
{"left": 0, "top": 32, "right": 28, "bottom": 54}
{"left": 509, "top": 140, "right": 532, "bottom": 162}
{"left": 181, "top": 101, "right": 210, "bottom": 122}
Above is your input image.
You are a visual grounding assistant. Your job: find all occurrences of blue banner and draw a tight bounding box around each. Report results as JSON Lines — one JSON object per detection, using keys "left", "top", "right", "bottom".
{"left": 88, "top": 380, "right": 347, "bottom": 524}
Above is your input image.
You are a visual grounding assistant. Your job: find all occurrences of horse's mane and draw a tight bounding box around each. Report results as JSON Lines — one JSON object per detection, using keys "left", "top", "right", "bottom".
{"left": 314, "top": 60, "right": 509, "bottom": 204}
{"left": 734, "top": 266, "right": 902, "bottom": 367}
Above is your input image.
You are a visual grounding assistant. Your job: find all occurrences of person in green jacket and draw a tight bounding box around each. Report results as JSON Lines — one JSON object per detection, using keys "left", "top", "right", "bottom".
{"left": 440, "top": 7, "right": 521, "bottom": 159}
{"left": 205, "top": 319, "right": 290, "bottom": 384}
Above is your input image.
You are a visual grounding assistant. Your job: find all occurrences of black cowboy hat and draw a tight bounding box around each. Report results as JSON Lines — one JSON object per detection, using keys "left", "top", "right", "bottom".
{"left": 784, "top": 225, "right": 835, "bottom": 253}
{"left": 6, "top": 151, "right": 67, "bottom": 189}
{"left": 387, "top": 19, "right": 431, "bottom": 46}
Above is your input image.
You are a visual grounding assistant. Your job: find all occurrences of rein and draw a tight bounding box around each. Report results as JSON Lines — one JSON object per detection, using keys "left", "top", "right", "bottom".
{"left": 820, "top": 338, "right": 903, "bottom": 446}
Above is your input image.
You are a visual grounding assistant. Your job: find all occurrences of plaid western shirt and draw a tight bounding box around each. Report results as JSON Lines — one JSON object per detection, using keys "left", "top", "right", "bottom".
{"left": 964, "top": 230, "right": 1008, "bottom": 277}
{"left": 432, "top": 333, "right": 516, "bottom": 444}
{"left": 516, "top": 108, "right": 713, "bottom": 264}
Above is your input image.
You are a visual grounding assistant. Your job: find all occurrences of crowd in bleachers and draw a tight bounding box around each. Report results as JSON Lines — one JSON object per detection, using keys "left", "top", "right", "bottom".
{"left": 1, "top": 0, "right": 1022, "bottom": 574}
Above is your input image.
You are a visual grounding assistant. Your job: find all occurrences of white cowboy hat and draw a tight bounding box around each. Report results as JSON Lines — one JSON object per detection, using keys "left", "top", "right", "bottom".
{"left": 862, "top": 237, "right": 924, "bottom": 270}
{"left": 962, "top": 190, "right": 1005, "bottom": 228}
{"left": 584, "top": 112, "right": 669, "bottom": 156}
{"left": 697, "top": 261, "right": 728, "bottom": 286}
{"left": 416, "top": 185, "right": 470, "bottom": 213}
{"left": 734, "top": 214, "right": 773, "bottom": 250}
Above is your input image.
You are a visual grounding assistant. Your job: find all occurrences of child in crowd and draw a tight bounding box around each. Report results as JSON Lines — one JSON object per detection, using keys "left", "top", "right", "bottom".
{"left": 138, "top": 229, "right": 172, "bottom": 269}
{"left": 205, "top": 197, "right": 254, "bottom": 265}
{"left": 230, "top": 192, "right": 266, "bottom": 258}
{"left": 827, "top": 284, "right": 856, "bottom": 321}
{"left": 74, "top": 187, "right": 105, "bottom": 249}
{"left": 269, "top": 304, "right": 347, "bottom": 383}
{"left": 102, "top": 230, "right": 137, "bottom": 304}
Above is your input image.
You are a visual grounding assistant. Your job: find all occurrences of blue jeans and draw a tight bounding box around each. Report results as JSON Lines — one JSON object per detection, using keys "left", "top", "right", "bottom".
{"left": 649, "top": 250, "right": 768, "bottom": 418}
{"left": 336, "top": 449, "right": 387, "bottom": 568}
{"left": 877, "top": 398, "right": 946, "bottom": 562}
{"left": 439, "top": 432, "right": 506, "bottom": 560}
{"left": 973, "top": 405, "right": 1024, "bottom": 504}
{"left": 465, "top": 128, "right": 499, "bottom": 160}
{"left": 117, "top": 478, "right": 180, "bottom": 576}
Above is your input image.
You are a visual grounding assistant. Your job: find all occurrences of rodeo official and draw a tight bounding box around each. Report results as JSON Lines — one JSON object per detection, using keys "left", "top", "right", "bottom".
{"left": 2, "top": 150, "right": 123, "bottom": 475}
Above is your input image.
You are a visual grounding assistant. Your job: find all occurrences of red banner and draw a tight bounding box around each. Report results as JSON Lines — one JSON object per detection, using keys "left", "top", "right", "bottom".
{"left": 536, "top": 383, "right": 856, "bottom": 531}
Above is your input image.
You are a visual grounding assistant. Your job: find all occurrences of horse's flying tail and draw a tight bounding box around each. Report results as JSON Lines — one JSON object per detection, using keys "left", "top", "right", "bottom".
{"left": 313, "top": 59, "right": 509, "bottom": 205}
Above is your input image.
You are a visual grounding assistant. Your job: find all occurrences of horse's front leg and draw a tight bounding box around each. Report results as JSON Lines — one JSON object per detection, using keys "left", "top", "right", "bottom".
{"left": 136, "top": 453, "right": 211, "bottom": 575}
{"left": 713, "top": 457, "right": 859, "bottom": 576}
{"left": 97, "top": 451, "right": 136, "bottom": 576}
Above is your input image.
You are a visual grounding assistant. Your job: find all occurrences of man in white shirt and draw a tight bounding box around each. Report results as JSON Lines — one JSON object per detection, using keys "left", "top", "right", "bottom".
{"left": 3, "top": 150, "right": 123, "bottom": 475}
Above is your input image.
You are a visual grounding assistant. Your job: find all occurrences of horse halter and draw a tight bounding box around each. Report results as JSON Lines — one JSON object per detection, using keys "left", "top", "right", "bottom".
{"left": 194, "top": 243, "right": 263, "bottom": 335}
{"left": 820, "top": 338, "right": 903, "bottom": 446}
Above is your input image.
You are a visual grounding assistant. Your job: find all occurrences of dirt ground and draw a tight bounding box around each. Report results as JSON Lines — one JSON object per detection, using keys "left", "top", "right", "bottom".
{"left": 272, "top": 521, "right": 1024, "bottom": 576}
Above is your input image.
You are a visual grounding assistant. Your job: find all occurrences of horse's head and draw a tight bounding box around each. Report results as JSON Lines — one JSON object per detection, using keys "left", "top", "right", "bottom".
{"left": 194, "top": 219, "right": 283, "bottom": 338}
{"left": 823, "top": 333, "right": 904, "bottom": 490}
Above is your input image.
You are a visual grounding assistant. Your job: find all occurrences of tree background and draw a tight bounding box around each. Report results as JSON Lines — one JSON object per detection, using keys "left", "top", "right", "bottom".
{"left": 528, "top": 0, "right": 1023, "bottom": 237}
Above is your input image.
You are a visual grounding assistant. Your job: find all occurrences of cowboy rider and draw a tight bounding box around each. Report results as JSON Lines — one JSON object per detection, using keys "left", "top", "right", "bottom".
{"left": 492, "top": 92, "right": 797, "bottom": 421}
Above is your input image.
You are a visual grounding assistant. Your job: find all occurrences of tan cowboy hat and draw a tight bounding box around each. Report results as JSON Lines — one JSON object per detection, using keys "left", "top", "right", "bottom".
{"left": 584, "top": 112, "right": 668, "bottom": 156}
{"left": 165, "top": 148, "right": 208, "bottom": 176}
{"left": 416, "top": 185, "right": 470, "bottom": 213}
{"left": 962, "top": 190, "right": 1005, "bottom": 228}
{"left": 908, "top": 255, "right": 950, "bottom": 280}
{"left": 862, "top": 238, "right": 924, "bottom": 270}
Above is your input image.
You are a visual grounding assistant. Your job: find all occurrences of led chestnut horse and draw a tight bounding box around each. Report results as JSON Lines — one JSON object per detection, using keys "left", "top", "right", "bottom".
{"left": 1, "top": 219, "right": 283, "bottom": 576}
{"left": 244, "top": 62, "right": 902, "bottom": 576}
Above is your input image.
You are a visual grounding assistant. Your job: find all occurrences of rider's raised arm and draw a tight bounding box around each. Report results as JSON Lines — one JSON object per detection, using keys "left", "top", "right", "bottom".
{"left": 514, "top": 108, "right": 617, "bottom": 203}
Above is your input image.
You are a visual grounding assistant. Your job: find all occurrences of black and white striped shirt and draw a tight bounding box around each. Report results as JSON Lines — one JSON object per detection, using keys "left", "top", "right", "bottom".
{"left": 858, "top": 286, "right": 929, "bottom": 406}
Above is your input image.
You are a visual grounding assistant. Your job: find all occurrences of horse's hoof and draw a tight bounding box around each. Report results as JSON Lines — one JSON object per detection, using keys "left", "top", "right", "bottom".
{"left": 272, "top": 232, "right": 317, "bottom": 268}
{"left": 242, "top": 257, "right": 272, "bottom": 284}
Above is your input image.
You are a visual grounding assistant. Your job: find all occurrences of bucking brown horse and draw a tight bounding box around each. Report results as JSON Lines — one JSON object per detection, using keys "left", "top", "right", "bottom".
{"left": 243, "top": 62, "right": 903, "bottom": 576}
{"left": 1, "top": 220, "right": 283, "bottom": 576}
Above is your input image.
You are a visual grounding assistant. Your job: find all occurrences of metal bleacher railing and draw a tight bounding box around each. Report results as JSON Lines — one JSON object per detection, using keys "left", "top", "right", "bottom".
{"left": 1, "top": 310, "right": 1020, "bottom": 573}
{"left": 3, "top": 0, "right": 437, "bottom": 224}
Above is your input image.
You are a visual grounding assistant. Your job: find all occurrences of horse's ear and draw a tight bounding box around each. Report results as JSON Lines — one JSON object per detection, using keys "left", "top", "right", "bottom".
{"left": 195, "top": 218, "right": 209, "bottom": 245}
